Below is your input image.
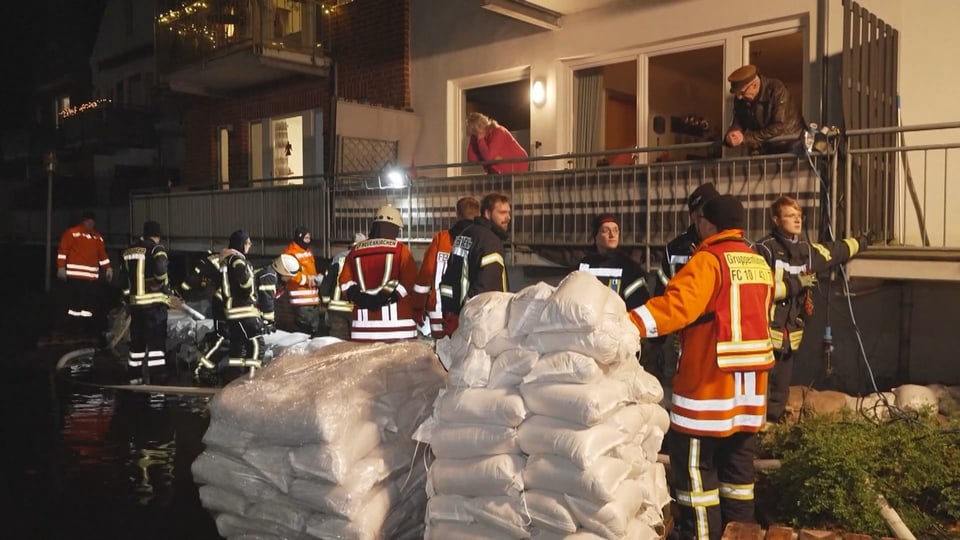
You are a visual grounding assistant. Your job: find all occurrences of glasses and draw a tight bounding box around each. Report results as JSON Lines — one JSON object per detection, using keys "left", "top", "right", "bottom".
{"left": 735, "top": 78, "right": 760, "bottom": 99}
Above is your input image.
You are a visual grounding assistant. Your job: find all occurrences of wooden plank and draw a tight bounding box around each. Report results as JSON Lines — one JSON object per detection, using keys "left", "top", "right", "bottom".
{"left": 722, "top": 522, "right": 764, "bottom": 539}
{"left": 765, "top": 525, "right": 796, "bottom": 540}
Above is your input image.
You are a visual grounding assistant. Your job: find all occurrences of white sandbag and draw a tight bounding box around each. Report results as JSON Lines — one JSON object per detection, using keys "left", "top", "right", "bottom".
{"left": 425, "top": 521, "right": 517, "bottom": 540}
{"left": 846, "top": 392, "right": 895, "bottom": 422}
{"left": 524, "top": 490, "right": 578, "bottom": 534}
{"left": 288, "top": 474, "right": 397, "bottom": 520}
{"left": 242, "top": 446, "right": 295, "bottom": 493}
{"left": 436, "top": 332, "right": 470, "bottom": 372}
{"left": 926, "top": 383, "right": 960, "bottom": 415}
{"left": 485, "top": 329, "right": 524, "bottom": 358}
{"left": 427, "top": 495, "right": 529, "bottom": 539}
{"left": 892, "top": 384, "right": 939, "bottom": 414}
{"left": 508, "top": 281, "right": 556, "bottom": 338}
{"left": 517, "top": 415, "right": 629, "bottom": 469}
{"left": 625, "top": 517, "right": 663, "bottom": 540}
{"left": 302, "top": 483, "right": 396, "bottom": 540}
{"left": 523, "top": 454, "right": 631, "bottom": 504}
{"left": 245, "top": 498, "right": 311, "bottom": 534}
{"left": 433, "top": 387, "right": 527, "bottom": 427}
{"left": 427, "top": 454, "right": 525, "bottom": 498}
{"left": 521, "top": 380, "right": 635, "bottom": 426}
{"left": 525, "top": 316, "right": 640, "bottom": 365}
{"left": 523, "top": 351, "right": 604, "bottom": 385}
{"left": 488, "top": 348, "right": 540, "bottom": 389}
{"left": 531, "top": 529, "right": 606, "bottom": 540}
{"left": 459, "top": 291, "right": 513, "bottom": 347}
{"left": 448, "top": 344, "right": 494, "bottom": 388}
{"left": 198, "top": 484, "right": 248, "bottom": 517}
{"left": 214, "top": 512, "right": 310, "bottom": 540}
{"left": 201, "top": 421, "right": 256, "bottom": 457}
{"left": 606, "top": 403, "right": 669, "bottom": 437}
{"left": 565, "top": 479, "right": 649, "bottom": 540}
{"left": 605, "top": 360, "right": 664, "bottom": 405}
{"left": 535, "top": 271, "right": 626, "bottom": 333}
{"left": 288, "top": 421, "right": 381, "bottom": 483}
{"left": 192, "top": 450, "right": 277, "bottom": 500}
{"left": 429, "top": 421, "right": 520, "bottom": 459}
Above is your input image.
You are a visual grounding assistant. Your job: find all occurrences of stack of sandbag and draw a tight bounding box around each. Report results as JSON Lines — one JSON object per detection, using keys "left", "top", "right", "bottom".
{"left": 193, "top": 339, "right": 446, "bottom": 540}
{"left": 415, "top": 271, "right": 672, "bottom": 540}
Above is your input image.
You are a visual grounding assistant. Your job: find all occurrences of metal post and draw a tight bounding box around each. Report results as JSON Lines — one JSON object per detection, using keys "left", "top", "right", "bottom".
{"left": 44, "top": 151, "right": 55, "bottom": 293}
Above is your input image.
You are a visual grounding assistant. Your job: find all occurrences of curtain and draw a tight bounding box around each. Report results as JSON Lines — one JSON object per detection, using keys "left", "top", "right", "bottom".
{"left": 574, "top": 68, "right": 604, "bottom": 169}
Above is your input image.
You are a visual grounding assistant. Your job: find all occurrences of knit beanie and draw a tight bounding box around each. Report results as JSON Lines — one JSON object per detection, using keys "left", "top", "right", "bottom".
{"left": 294, "top": 226, "right": 311, "bottom": 248}
{"left": 142, "top": 220, "right": 163, "bottom": 238}
{"left": 702, "top": 195, "right": 744, "bottom": 231}
{"left": 81, "top": 210, "right": 97, "bottom": 222}
{"left": 688, "top": 183, "right": 720, "bottom": 211}
{"left": 229, "top": 229, "right": 250, "bottom": 252}
{"left": 591, "top": 214, "right": 619, "bottom": 237}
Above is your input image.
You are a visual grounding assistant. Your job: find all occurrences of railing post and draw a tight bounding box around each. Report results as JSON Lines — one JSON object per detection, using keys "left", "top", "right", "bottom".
{"left": 844, "top": 136, "right": 853, "bottom": 237}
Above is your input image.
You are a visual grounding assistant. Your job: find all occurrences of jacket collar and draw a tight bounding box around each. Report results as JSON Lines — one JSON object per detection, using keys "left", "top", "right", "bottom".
{"left": 696, "top": 229, "right": 745, "bottom": 251}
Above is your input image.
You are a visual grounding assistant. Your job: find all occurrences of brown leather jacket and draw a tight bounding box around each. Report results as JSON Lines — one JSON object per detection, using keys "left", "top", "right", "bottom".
{"left": 728, "top": 76, "right": 803, "bottom": 153}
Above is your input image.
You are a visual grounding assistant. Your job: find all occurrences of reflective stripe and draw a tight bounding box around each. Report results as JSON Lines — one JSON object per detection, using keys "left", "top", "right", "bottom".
{"left": 99, "top": 258, "right": 111, "bottom": 266}
{"left": 328, "top": 300, "right": 354, "bottom": 312}
{"left": 579, "top": 265, "right": 624, "bottom": 278}
{"left": 669, "top": 255, "right": 691, "bottom": 265}
{"left": 719, "top": 482, "right": 754, "bottom": 501}
{"left": 67, "top": 263, "right": 100, "bottom": 272}
{"left": 413, "top": 284, "right": 431, "bottom": 294}
{"left": 480, "top": 253, "right": 504, "bottom": 268}
{"left": 674, "top": 488, "right": 720, "bottom": 507}
{"left": 656, "top": 268, "right": 669, "bottom": 286}
{"left": 669, "top": 411, "right": 765, "bottom": 433}
{"left": 66, "top": 270, "right": 100, "bottom": 279}
{"left": 632, "top": 305, "right": 659, "bottom": 337}
{"left": 226, "top": 306, "right": 260, "bottom": 319}
{"left": 622, "top": 277, "right": 646, "bottom": 299}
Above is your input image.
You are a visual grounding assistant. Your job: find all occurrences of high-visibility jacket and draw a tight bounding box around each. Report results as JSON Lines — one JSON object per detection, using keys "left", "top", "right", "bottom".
{"left": 180, "top": 251, "right": 224, "bottom": 320}
{"left": 220, "top": 249, "right": 259, "bottom": 320}
{"left": 255, "top": 266, "right": 279, "bottom": 322}
{"left": 122, "top": 238, "right": 170, "bottom": 307}
{"left": 319, "top": 249, "right": 354, "bottom": 313}
{"left": 58, "top": 224, "right": 111, "bottom": 281}
{"left": 578, "top": 249, "right": 650, "bottom": 311}
{"left": 439, "top": 217, "right": 508, "bottom": 315}
{"left": 629, "top": 229, "right": 774, "bottom": 437}
{"left": 411, "top": 228, "right": 455, "bottom": 337}
{"left": 338, "top": 237, "right": 418, "bottom": 341}
{"left": 283, "top": 242, "right": 320, "bottom": 306}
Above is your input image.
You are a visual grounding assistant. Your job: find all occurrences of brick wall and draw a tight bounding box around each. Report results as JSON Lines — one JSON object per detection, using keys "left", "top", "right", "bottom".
{"left": 179, "top": 0, "right": 411, "bottom": 186}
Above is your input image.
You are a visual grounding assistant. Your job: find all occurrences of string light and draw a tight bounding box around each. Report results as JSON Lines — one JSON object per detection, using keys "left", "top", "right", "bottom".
{"left": 59, "top": 99, "right": 112, "bottom": 119}
{"left": 157, "top": 1, "right": 209, "bottom": 26}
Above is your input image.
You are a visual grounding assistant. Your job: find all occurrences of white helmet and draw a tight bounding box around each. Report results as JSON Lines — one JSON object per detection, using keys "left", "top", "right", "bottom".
{"left": 272, "top": 253, "right": 300, "bottom": 279}
{"left": 373, "top": 205, "right": 404, "bottom": 228}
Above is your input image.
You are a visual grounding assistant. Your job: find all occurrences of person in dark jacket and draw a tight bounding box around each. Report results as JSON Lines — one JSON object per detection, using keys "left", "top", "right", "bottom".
{"left": 578, "top": 214, "right": 650, "bottom": 311}
{"left": 439, "top": 192, "right": 511, "bottom": 335}
{"left": 318, "top": 233, "right": 366, "bottom": 340}
{"left": 180, "top": 250, "right": 228, "bottom": 381}
{"left": 121, "top": 220, "right": 170, "bottom": 384}
{"left": 255, "top": 253, "right": 301, "bottom": 334}
{"left": 753, "top": 195, "right": 868, "bottom": 421}
{"left": 219, "top": 230, "right": 263, "bottom": 380}
{"left": 724, "top": 64, "right": 804, "bottom": 155}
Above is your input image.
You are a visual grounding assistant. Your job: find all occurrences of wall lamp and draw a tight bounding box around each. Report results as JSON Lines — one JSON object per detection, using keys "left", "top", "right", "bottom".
{"left": 531, "top": 78, "right": 546, "bottom": 107}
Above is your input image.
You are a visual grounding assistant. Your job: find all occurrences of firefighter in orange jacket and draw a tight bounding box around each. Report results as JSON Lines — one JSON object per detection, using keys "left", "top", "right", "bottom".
{"left": 57, "top": 210, "right": 113, "bottom": 341}
{"left": 282, "top": 226, "right": 324, "bottom": 336}
{"left": 628, "top": 195, "right": 775, "bottom": 540}
{"left": 338, "top": 206, "right": 418, "bottom": 342}
{"left": 410, "top": 197, "right": 480, "bottom": 338}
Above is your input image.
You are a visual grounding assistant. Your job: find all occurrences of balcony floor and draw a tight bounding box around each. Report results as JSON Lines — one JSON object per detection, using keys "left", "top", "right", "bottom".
{"left": 166, "top": 45, "right": 330, "bottom": 96}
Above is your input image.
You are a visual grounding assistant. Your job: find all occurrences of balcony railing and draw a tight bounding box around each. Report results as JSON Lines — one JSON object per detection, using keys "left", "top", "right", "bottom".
{"left": 156, "top": 0, "right": 328, "bottom": 92}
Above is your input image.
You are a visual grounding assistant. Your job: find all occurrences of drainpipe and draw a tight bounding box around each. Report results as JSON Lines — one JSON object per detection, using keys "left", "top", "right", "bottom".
{"left": 896, "top": 282, "right": 912, "bottom": 384}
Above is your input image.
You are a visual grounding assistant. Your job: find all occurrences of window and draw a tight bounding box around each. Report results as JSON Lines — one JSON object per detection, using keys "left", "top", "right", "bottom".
{"left": 464, "top": 80, "right": 531, "bottom": 164}
{"left": 572, "top": 61, "right": 638, "bottom": 167}
{"left": 218, "top": 127, "right": 230, "bottom": 190}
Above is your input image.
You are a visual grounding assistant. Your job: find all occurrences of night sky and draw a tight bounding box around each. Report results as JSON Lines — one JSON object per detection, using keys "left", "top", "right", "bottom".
{"left": 0, "top": 0, "right": 107, "bottom": 128}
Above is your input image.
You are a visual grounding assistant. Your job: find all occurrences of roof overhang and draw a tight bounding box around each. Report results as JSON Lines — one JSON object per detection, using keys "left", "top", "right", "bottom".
{"left": 481, "top": 0, "right": 563, "bottom": 30}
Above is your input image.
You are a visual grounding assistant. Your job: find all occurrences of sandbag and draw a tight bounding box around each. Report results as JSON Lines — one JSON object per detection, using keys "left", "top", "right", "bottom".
{"left": 427, "top": 421, "right": 520, "bottom": 459}
{"left": 524, "top": 316, "right": 640, "bottom": 365}
{"left": 535, "top": 271, "right": 626, "bottom": 333}
{"left": 893, "top": 384, "right": 939, "bottom": 414}
{"left": 521, "top": 379, "right": 635, "bottom": 426}
{"left": 427, "top": 454, "right": 525, "bottom": 498}
{"left": 433, "top": 387, "right": 527, "bottom": 427}
{"left": 523, "top": 351, "right": 605, "bottom": 385}
{"left": 487, "top": 348, "right": 540, "bottom": 389}
{"left": 507, "top": 282, "right": 556, "bottom": 338}
{"left": 458, "top": 292, "right": 513, "bottom": 347}
{"left": 517, "top": 415, "right": 628, "bottom": 469}
{"left": 565, "top": 479, "right": 648, "bottom": 540}
{"left": 523, "top": 454, "right": 631, "bottom": 504}
{"left": 524, "top": 489, "right": 578, "bottom": 534}
{"left": 287, "top": 421, "right": 381, "bottom": 484}
{"left": 426, "top": 495, "right": 528, "bottom": 539}
{"left": 425, "top": 520, "right": 517, "bottom": 540}
{"left": 447, "top": 344, "right": 494, "bottom": 388}
{"left": 198, "top": 485, "right": 249, "bottom": 517}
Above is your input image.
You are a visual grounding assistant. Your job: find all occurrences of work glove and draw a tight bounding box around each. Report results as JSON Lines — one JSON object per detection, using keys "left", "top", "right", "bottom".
{"left": 104, "top": 268, "right": 114, "bottom": 282}
{"left": 856, "top": 232, "right": 872, "bottom": 251}
{"left": 442, "top": 312, "right": 460, "bottom": 337}
{"left": 312, "top": 273, "right": 325, "bottom": 287}
{"left": 57, "top": 267, "right": 67, "bottom": 281}
{"left": 798, "top": 273, "right": 818, "bottom": 290}
{"left": 262, "top": 320, "right": 277, "bottom": 334}
{"left": 412, "top": 308, "right": 426, "bottom": 327}
{"left": 346, "top": 286, "right": 387, "bottom": 310}
{"left": 379, "top": 289, "right": 402, "bottom": 305}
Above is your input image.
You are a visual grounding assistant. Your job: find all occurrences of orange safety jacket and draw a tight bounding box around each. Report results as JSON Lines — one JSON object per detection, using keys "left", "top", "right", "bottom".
{"left": 283, "top": 242, "right": 320, "bottom": 306}
{"left": 338, "top": 237, "right": 419, "bottom": 342}
{"left": 57, "top": 224, "right": 111, "bottom": 281}
{"left": 411, "top": 229, "right": 452, "bottom": 337}
{"left": 629, "top": 229, "right": 775, "bottom": 437}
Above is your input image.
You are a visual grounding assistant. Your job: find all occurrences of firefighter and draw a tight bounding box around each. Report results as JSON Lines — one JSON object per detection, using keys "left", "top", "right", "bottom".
{"left": 337, "top": 206, "right": 418, "bottom": 342}
{"left": 56, "top": 210, "right": 113, "bottom": 342}
{"left": 256, "top": 253, "right": 301, "bottom": 334}
{"left": 220, "top": 230, "right": 264, "bottom": 379}
{"left": 439, "top": 193, "right": 511, "bottom": 336}
{"left": 319, "top": 233, "right": 366, "bottom": 340}
{"left": 628, "top": 195, "right": 775, "bottom": 540}
{"left": 752, "top": 195, "right": 868, "bottom": 422}
{"left": 578, "top": 213, "right": 650, "bottom": 310}
{"left": 282, "top": 226, "right": 325, "bottom": 336}
{"left": 410, "top": 197, "right": 480, "bottom": 338}
{"left": 179, "top": 250, "right": 227, "bottom": 382}
{"left": 121, "top": 220, "right": 170, "bottom": 385}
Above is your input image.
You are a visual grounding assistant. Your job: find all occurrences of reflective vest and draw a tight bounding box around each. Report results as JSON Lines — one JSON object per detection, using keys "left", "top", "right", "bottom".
{"left": 122, "top": 239, "right": 169, "bottom": 307}
{"left": 58, "top": 224, "right": 111, "bottom": 281}
{"left": 338, "top": 237, "right": 418, "bottom": 341}
{"left": 221, "top": 251, "right": 259, "bottom": 320}
{"left": 283, "top": 242, "right": 320, "bottom": 306}
{"left": 411, "top": 229, "right": 452, "bottom": 336}
{"left": 325, "top": 250, "right": 354, "bottom": 313}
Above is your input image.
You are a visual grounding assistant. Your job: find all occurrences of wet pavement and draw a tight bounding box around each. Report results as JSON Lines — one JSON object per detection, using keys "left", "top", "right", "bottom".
{"left": 2, "top": 347, "right": 222, "bottom": 540}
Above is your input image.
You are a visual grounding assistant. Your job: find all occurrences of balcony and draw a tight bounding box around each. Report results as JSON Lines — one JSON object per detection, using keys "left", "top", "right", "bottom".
{"left": 156, "top": 0, "right": 331, "bottom": 96}
{"left": 58, "top": 100, "right": 156, "bottom": 154}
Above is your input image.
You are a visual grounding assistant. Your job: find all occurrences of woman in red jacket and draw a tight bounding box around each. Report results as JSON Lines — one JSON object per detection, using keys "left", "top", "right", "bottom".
{"left": 466, "top": 112, "right": 529, "bottom": 174}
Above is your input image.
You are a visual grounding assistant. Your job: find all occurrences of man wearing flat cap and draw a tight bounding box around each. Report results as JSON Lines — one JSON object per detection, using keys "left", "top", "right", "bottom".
{"left": 628, "top": 194, "right": 775, "bottom": 540}
{"left": 724, "top": 64, "right": 803, "bottom": 155}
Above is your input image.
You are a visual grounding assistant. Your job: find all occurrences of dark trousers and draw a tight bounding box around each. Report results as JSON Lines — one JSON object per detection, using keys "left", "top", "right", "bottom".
{"left": 63, "top": 278, "right": 101, "bottom": 338}
{"left": 292, "top": 304, "right": 324, "bottom": 336}
{"left": 326, "top": 310, "right": 352, "bottom": 341}
{"left": 197, "top": 319, "right": 229, "bottom": 370}
{"left": 668, "top": 430, "right": 757, "bottom": 540}
{"left": 128, "top": 304, "right": 168, "bottom": 381}
{"left": 766, "top": 350, "right": 794, "bottom": 421}
{"left": 227, "top": 318, "right": 265, "bottom": 369}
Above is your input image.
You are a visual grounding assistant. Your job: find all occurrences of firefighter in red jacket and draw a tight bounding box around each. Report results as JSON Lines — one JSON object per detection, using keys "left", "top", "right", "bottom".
{"left": 337, "top": 206, "right": 418, "bottom": 342}
{"left": 57, "top": 210, "right": 113, "bottom": 341}
{"left": 410, "top": 197, "right": 480, "bottom": 338}
{"left": 628, "top": 195, "right": 775, "bottom": 540}
{"left": 282, "top": 226, "right": 324, "bottom": 336}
